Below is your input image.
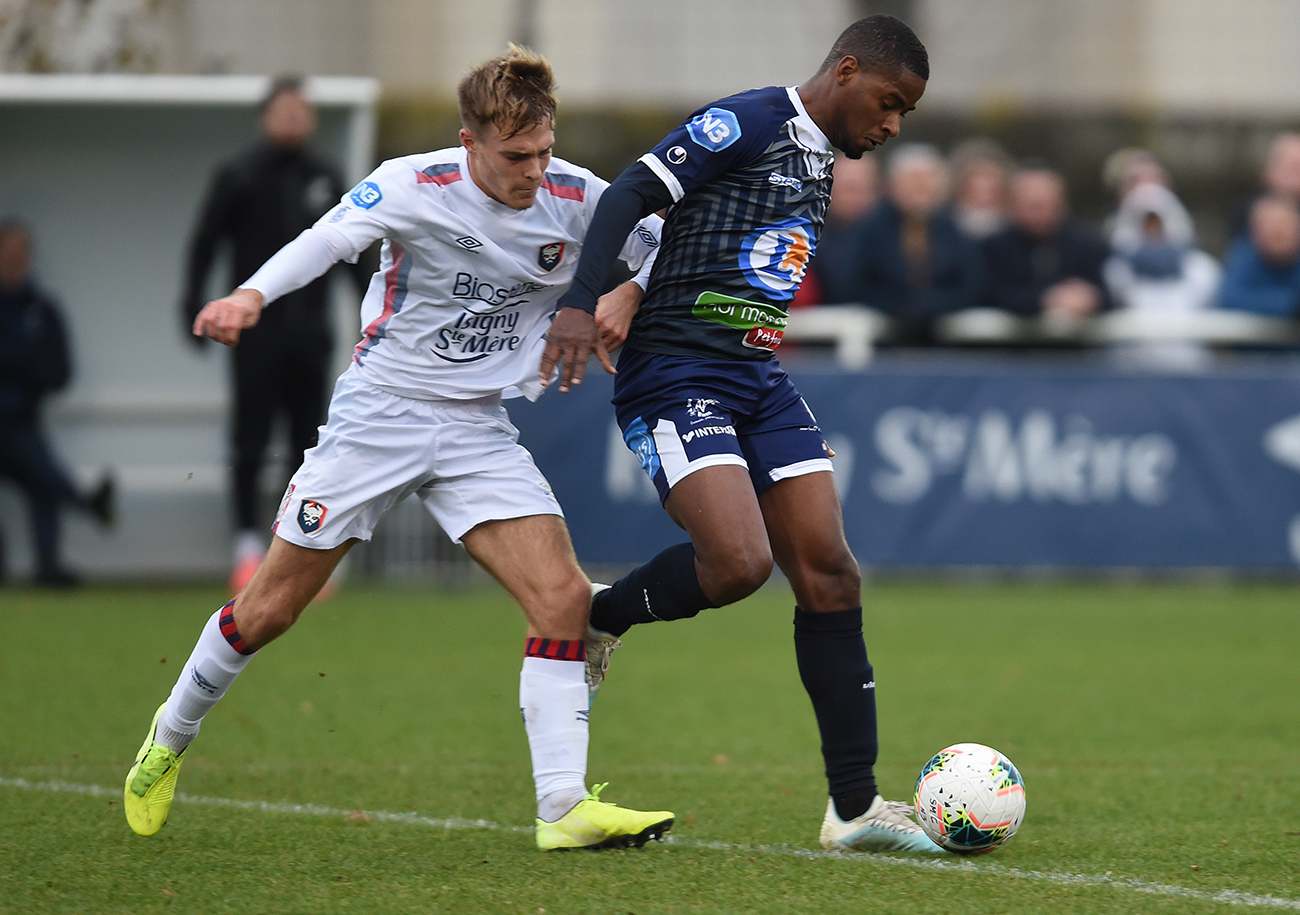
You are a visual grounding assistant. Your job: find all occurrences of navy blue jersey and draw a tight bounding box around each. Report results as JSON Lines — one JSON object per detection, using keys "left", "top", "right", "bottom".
{"left": 630, "top": 86, "right": 834, "bottom": 360}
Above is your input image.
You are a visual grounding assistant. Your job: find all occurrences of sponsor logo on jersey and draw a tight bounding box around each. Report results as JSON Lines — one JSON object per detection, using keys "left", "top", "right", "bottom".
{"left": 692, "top": 291, "right": 788, "bottom": 354}
{"left": 768, "top": 172, "right": 803, "bottom": 191}
{"left": 635, "top": 225, "right": 659, "bottom": 248}
{"left": 686, "top": 398, "right": 722, "bottom": 423}
{"left": 349, "top": 181, "right": 383, "bottom": 209}
{"left": 327, "top": 206, "right": 351, "bottom": 224}
{"left": 681, "top": 424, "right": 736, "bottom": 444}
{"left": 455, "top": 235, "right": 483, "bottom": 250}
{"left": 538, "top": 241, "right": 565, "bottom": 272}
{"left": 686, "top": 108, "right": 742, "bottom": 152}
{"left": 667, "top": 145, "right": 688, "bottom": 165}
{"left": 738, "top": 217, "right": 816, "bottom": 301}
{"left": 298, "top": 499, "right": 328, "bottom": 534}
{"left": 433, "top": 307, "right": 524, "bottom": 363}
{"left": 452, "top": 272, "right": 544, "bottom": 308}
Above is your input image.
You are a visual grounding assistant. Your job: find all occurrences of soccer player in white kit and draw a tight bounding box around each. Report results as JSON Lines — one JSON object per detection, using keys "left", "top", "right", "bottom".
{"left": 124, "top": 47, "right": 674, "bottom": 851}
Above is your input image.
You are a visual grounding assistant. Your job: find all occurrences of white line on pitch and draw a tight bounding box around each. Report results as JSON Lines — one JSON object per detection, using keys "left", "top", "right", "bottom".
{"left": 4, "top": 776, "right": 1298, "bottom": 911}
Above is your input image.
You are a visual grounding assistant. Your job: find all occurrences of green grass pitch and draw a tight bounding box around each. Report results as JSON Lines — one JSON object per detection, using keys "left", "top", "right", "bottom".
{"left": 1, "top": 578, "right": 1297, "bottom": 913}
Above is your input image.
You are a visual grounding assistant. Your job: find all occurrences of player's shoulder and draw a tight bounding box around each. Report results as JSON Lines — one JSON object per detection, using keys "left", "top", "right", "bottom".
{"left": 381, "top": 148, "right": 467, "bottom": 187}
{"left": 539, "top": 156, "right": 603, "bottom": 204}
{"left": 690, "top": 86, "right": 798, "bottom": 129}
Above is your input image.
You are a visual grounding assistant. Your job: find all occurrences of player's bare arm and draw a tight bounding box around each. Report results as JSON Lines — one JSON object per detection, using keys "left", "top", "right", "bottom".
{"left": 192, "top": 287, "right": 264, "bottom": 346}
{"left": 594, "top": 279, "right": 644, "bottom": 352}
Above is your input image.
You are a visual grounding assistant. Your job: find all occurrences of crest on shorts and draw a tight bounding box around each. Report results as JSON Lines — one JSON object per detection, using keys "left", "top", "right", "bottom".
{"left": 538, "top": 241, "right": 565, "bottom": 272}
{"left": 298, "top": 499, "right": 328, "bottom": 534}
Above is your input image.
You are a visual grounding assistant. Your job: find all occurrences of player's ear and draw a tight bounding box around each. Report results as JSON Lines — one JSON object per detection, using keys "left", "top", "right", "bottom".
{"left": 835, "top": 55, "right": 861, "bottom": 85}
{"left": 459, "top": 127, "right": 477, "bottom": 153}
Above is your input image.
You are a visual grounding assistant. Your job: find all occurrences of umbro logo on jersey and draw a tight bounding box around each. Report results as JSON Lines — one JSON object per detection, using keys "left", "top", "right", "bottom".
{"left": 456, "top": 235, "right": 483, "bottom": 250}
{"left": 635, "top": 226, "right": 659, "bottom": 248}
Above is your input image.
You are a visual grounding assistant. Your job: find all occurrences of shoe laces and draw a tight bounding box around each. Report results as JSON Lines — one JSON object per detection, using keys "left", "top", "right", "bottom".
{"left": 130, "top": 745, "right": 179, "bottom": 795}
{"left": 585, "top": 782, "right": 614, "bottom": 805}
{"left": 873, "top": 799, "right": 923, "bottom": 830}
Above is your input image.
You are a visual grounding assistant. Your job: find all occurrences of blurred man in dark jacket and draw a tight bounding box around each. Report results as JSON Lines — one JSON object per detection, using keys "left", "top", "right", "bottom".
{"left": 181, "top": 76, "right": 367, "bottom": 593}
{"left": 980, "top": 163, "right": 1110, "bottom": 319}
{"left": 0, "top": 219, "right": 113, "bottom": 585}
{"left": 846, "top": 143, "right": 985, "bottom": 343}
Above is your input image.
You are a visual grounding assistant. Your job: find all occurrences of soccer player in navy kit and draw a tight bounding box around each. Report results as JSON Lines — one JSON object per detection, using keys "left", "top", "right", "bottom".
{"left": 540, "top": 16, "right": 940, "bottom": 852}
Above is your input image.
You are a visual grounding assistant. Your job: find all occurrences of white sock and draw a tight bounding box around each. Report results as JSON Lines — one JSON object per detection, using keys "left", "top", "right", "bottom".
{"left": 157, "top": 608, "right": 257, "bottom": 752}
{"left": 520, "top": 656, "right": 590, "bottom": 822}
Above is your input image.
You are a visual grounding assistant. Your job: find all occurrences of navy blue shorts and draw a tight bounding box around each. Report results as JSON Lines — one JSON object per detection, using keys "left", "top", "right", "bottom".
{"left": 611, "top": 348, "right": 833, "bottom": 504}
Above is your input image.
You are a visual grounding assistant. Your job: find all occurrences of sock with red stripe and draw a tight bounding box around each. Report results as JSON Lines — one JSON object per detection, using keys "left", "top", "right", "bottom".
{"left": 156, "top": 602, "right": 257, "bottom": 752}
{"left": 520, "top": 639, "right": 589, "bottom": 822}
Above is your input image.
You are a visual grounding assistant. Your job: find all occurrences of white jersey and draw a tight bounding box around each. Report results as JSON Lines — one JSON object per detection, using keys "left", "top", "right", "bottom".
{"left": 244, "top": 146, "right": 661, "bottom": 401}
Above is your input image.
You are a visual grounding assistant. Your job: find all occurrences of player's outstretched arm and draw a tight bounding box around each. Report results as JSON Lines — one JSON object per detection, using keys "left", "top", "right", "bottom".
{"left": 192, "top": 288, "right": 264, "bottom": 346}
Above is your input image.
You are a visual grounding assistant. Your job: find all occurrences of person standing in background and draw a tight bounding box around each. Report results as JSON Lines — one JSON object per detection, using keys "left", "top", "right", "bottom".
{"left": 181, "top": 76, "right": 368, "bottom": 594}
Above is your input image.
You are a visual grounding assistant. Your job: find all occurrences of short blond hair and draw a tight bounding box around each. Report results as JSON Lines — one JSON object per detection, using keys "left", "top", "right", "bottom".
{"left": 458, "top": 45, "right": 557, "bottom": 139}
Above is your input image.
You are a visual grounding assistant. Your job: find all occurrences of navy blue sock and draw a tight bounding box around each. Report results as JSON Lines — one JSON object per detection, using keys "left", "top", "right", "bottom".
{"left": 793, "top": 605, "right": 878, "bottom": 820}
{"left": 589, "top": 542, "right": 714, "bottom": 637}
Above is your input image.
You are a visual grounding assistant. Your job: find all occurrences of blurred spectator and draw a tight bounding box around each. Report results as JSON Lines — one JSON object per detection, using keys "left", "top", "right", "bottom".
{"left": 949, "top": 137, "right": 1014, "bottom": 241}
{"left": 799, "top": 152, "right": 879, "bottom": 306}
{"left": 845, "top": 143, "right": 984, "bottom": 343}
{"left": 181, "top": 76, "right": 367, "bottom": 594}
{"left": 1218, "top": 195, "right": 1300, "bottom": 317}
{"left": 0, "top": 219, "right": 114, "bottom": 586}
{"left": 1103, "top": 183, "right": 1221, "bottom": 369}
{"left": 980, "top": 163, "right": 1110, "bottom": 319}
{"left": 1230, "top": 132, "right": 1300, "bottom": 237}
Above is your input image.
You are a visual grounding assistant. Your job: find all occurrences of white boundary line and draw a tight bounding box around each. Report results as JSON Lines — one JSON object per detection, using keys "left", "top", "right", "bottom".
{"left": 4, "top": 776, "right": 1298, "bottom": 911}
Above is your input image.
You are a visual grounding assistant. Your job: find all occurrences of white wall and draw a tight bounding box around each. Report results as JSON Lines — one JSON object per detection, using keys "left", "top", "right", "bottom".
{"left": 0, "top": 75, "right": 378, "bottom": 580}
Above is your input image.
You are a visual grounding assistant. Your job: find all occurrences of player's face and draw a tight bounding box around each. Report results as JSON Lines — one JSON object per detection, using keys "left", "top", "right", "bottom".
{"left": 828, "top": 62, "right": 926, "bottom": 160}
{"left": 462, "top": 121, "right": 554, "bottom": 210}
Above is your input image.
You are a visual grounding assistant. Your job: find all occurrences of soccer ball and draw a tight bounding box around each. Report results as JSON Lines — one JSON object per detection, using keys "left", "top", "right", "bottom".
{"left": 913, "top": 743, "right": 1026, "bottom": 855}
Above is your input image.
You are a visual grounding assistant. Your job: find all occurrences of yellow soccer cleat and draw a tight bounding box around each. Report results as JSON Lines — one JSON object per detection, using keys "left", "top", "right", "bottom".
{"left": 535, "top": 783, "right": 674, "bottom": 850}
{"left": 123, "top": 703, "right": 186, "bottom": 836}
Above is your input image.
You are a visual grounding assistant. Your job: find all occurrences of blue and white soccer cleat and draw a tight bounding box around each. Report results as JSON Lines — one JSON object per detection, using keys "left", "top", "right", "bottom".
{"left": 819, "top": 795, "right": 945, "bottom": 853}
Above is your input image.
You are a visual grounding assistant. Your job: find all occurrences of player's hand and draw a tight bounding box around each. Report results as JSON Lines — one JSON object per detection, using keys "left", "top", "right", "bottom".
{"left": 594, "top": 280, "right": 643, "bottom": 352}
{"left": 193, "top": 288, "right": 264, "bottom": 346}
{"left": 539, "top": 306, "right": 615, "bottom": 393}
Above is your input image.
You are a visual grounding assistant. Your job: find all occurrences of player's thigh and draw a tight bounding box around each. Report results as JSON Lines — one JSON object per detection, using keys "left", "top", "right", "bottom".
{"left": 758, "top": 471, "right": 860, "bottom": 610}
{"left": 663, "top": 463, "right": 770, "bottom": 569}
{"left": 460, "top": 514, "right": 589, "bottom": 639}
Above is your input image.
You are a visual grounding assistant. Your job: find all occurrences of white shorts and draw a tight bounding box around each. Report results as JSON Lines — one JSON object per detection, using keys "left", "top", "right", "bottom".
{"left": 272, "top": 371, "right": 563, "bottom": 549}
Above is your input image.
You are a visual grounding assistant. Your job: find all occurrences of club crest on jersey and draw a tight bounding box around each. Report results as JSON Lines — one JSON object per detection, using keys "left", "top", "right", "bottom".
{"left": 738, "top": 217, "right": 816, "bottom": 301}
{"left": 687, "top": 108, "right": 742, "bottom": 152}
{"left": 538, "top": 242, "right": 566, "bottom": 272}
{"left": 298, "top": 499, "right": 328, "bottom": 534}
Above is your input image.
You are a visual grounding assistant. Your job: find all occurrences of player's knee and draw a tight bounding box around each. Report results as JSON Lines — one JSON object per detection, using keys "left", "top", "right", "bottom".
{"left": 702, "top": 546, "right": 773, "bottom": 605}
{"left": 525, "top": 570, "right": 591, "bottom": 640}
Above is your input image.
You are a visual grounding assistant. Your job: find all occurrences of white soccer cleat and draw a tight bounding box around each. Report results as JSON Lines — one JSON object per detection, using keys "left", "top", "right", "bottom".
{"left": 585, "top": 583, "right": 620, "bottom": 702}
{"left": 819, "top": 795, "right": 945, "bottom": 853}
